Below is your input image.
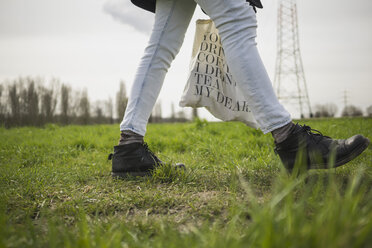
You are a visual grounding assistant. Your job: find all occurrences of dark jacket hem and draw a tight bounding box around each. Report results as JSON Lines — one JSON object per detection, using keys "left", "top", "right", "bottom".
{"left": 131, "top": 0, "right": 155, "bottom": 13}
{"left": 130, "top": 0, "right": 262, "bottom": 14}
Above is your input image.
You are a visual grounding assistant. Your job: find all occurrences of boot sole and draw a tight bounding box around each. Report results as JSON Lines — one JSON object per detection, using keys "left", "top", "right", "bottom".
{"left": 112, "top": 171, "right": 152, "bottom": 178}
{"left": 311, "top": 137, "right": 370, "bottom": 169}
{"left": 111, "top": 163, "right": 186, "bottom": 178}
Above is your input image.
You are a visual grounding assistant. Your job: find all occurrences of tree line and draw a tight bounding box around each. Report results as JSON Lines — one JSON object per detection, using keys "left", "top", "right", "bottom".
{"left": 1, "top": 77, "right": 370, "bottom": 128}
{"left": 314, "top": 103, "right": 372, "bottom": 118}
{"left": 0, "top": 77, "right": 126, "bottom": 127}
{"left": 0, "top": 77, "right": 193, "bottom": 128}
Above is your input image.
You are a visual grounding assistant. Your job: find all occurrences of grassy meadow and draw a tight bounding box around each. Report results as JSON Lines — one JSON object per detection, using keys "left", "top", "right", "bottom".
{"left": 0, "top": 118, "right": 372, "bottom": 247}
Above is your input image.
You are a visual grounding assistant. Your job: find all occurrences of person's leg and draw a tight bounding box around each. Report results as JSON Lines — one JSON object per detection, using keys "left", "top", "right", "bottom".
{"left": 110, "top": 0, "right": 195, "bottom": 177}
{"left": 120, "top": 0, "right": 197, "bottom": 137}
{"left": 195, "top": 0, "right": 369, "bottom": 171}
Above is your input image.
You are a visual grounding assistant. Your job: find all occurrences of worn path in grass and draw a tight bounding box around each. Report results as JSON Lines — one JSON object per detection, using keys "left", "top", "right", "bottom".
{"left": 1, "top": 118, "right": 371, "bottom": 247}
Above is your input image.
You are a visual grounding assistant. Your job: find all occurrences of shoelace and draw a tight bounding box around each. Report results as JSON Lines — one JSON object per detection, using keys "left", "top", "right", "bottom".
{"left": 142, "top": 142, "right": 161, "bottom": 164}
{"left": 274, "top": 124, "right": 328, "bottom": 155}
{"left": 300, "top": 124, "right": 330, "bottom": 144}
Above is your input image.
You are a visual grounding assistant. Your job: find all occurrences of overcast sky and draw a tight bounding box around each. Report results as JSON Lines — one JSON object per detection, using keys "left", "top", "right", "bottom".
{"left": 0, "top": 0, "right": 371, "bottom": 120}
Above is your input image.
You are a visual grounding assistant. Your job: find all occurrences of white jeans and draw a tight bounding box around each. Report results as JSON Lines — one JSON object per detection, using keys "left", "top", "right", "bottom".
{"left": 120, "top": 0, "right": 292, "bottom": 135}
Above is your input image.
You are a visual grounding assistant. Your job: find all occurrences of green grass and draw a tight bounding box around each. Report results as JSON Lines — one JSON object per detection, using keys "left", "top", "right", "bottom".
{"left": 0, "top": 118, "right": 371, "bottom": 247}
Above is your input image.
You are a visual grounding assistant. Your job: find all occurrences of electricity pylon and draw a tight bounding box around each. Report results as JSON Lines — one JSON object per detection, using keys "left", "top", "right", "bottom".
{"left": 274, "top": 0, "right": 313, "bottom": 118}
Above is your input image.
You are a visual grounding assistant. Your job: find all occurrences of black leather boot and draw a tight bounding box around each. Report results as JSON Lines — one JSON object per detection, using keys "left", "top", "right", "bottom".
{"left": 109, "top": 142, "right": 163, "bottom": 177}
{"left": 274, "top": 124, "right": 370, "bottom": 171}
{"left": 109, "top": 142, "right": 185, "bottom": 177}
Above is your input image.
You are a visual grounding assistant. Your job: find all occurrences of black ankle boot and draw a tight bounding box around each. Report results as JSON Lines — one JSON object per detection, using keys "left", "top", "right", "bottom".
{"left": 274, "top": 124, "right": 370, "bottom": 171}
{"left": 108, "top": 142, "right": 185, "bottom": 177}
{"left": 108, "top": 142, "right": 163, "bottom": 177}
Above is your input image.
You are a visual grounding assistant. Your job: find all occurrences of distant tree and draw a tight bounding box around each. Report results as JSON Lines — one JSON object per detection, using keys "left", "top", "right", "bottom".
{"left": 0, "top": 85, "right": 3, "bottom": 105}
{"left": 152, "top": 101, "right": 162, "bottom": 122}
{"left": 325, "top": 103, "right": 338, "bottom": 117}
{"left": 342, "top": 105, "right": 363, "bottom": 117}
{"left": 155, "top": 101, "right": 162, "bottom": 118}
{"left": 40, "top": 79, "right": 58, "bottom": 123}
{"left": 8, "top": 83, "right": 21, "bottom": 125}
{"left": 116, "top": 81, "right": 127, "bottom": 120}
{"left": 105, "top": 97, "right": 114, "bottom": 123}
{"left": 71, "top": 90, "right": 82, "bottom": 121}
{"left": 2, "top": 77, "right": 126, "bottom": 127}
{"left": 93, "top": 100, "right": 104, "bottom": 124}
{"left": 366, "top": 105, "right": 372, "bottom": 117}
{"left": 60, "top": 84, "right": 71, "bottom": 125}
{"left": 20, "top": 78, "right": 39, "bottom": 125}
{"left": 0, "top": 84, "right": 6, "bottom": 123}
{"left": 78, "top": 89, "right": 90, "bottom": 125}
{"left": 170, "top": 102, "right": 176, "bottom": 121}
{"left": 314, "top": 103, "right": 338, "bottom": 117}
